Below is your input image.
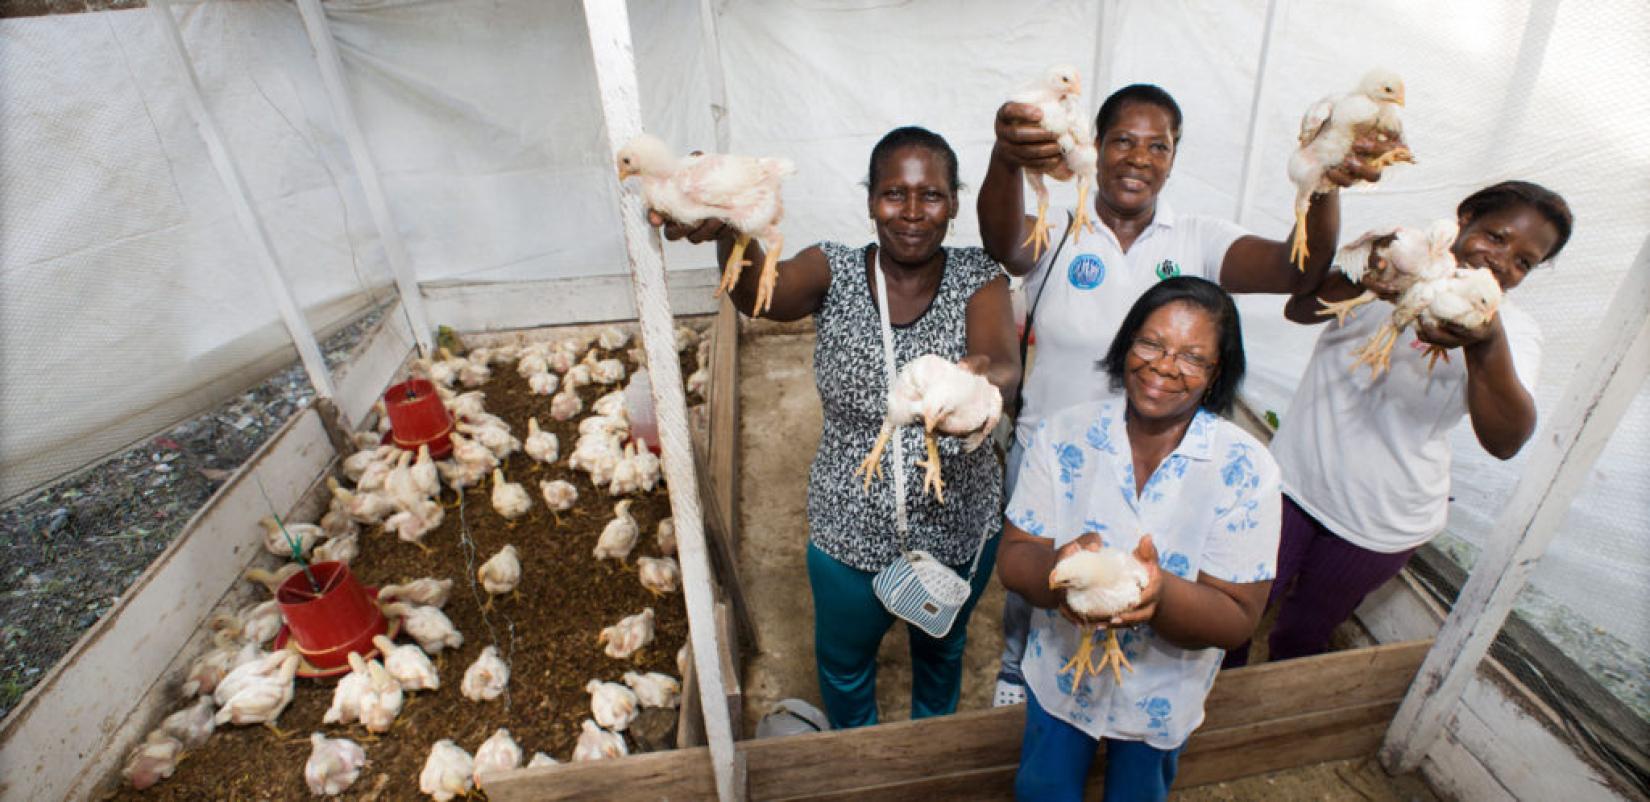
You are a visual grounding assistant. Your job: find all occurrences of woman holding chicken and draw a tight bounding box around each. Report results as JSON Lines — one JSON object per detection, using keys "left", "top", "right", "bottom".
{"left": 1225, "top": 181, "right": 1573, "bottom": 667}
{"left": 997, "top": 277, "right": 1280, "bottom": 802}
{"left": 648, "top": 126, "right": 1020, "bottom": 728}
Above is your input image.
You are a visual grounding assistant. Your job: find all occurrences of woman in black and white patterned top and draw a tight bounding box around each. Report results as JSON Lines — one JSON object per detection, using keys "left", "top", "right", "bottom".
{"left": 650, "top": 126, "right": 1020, "bottom": 728}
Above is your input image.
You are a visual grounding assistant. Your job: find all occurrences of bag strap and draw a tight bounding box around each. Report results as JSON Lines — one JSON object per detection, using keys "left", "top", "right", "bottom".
{"left": 872, "top": 248, "right": 996, "bottom": 580}
{"left": 1013, "top": 211, "right": 1076, "bottom": 420}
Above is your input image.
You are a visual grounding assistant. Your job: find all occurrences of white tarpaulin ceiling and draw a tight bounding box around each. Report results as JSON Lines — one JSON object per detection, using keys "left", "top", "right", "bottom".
{"left": 1, "top": 0, "right": 1645, "bottom": 664}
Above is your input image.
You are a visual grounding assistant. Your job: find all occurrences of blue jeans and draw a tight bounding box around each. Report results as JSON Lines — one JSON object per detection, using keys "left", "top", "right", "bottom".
{"left": 1015, "top": 687, "right": 1183, "bottom": 802}
{"left": 1000, "top": 436, "right": 1032, "bottom": 685}
{"left": 807, "top": 537, "right": 999, "bottom": 729}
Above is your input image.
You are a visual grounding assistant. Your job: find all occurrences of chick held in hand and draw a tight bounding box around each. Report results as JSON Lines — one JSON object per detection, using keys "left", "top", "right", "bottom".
{"left": 1288, "top": 69, "right": 1413, "bottom": 269}
{"left": 478, "top": 544, "right": 521, "bottom": 609}
{"left": 856, "top": 355, "right": 1003, "bottom": 503}
{"left": 617, "top": 133, "right": 796, "bottom": 316}
{"left": 1317, "top": 219, "right": 1456, "bottom": 327}
{"left": 1049, "top": 543, "right": 1152, "bottom": 686}
{"left": 1009, "top": 65, "right": 1099, "bottom": 258}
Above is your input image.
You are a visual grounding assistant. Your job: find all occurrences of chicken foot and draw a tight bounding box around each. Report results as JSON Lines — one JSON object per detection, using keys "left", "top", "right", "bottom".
{"left": 1289, "top": 194, "right": 1312, "bottom": 271}
{"left": 752, "top": 229, "right": 786, "bottom": 318}
{"left": 1316, "top": 290, "right": 1377, "bottom": 327}
{"left": 1021, "top": 173, "right": 1053, "bottom": 262}
{"left": 1071, "top": 175, "right": 1096, "bottom": 242}
{"left": 915, "top": 427, "right": 946, "bottom": 504}
{"left": 1349, "top": 321, "right": 1401, "bottom": 378}
{"left": 1060, "top": 628, "right": 1100, "bottom": 687}
{"left": 717, "top": 232, "right": 753, "bottom": 299}
{"left": 854, "top": 419, "right": 895, "bottom": 492}
{"left": 1092, "top": 628, "right": 1133, "bottom": 685}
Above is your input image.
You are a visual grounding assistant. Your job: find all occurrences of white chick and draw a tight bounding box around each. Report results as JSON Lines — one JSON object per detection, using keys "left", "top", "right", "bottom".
{"left": 550, "top": 386, "right": 584, "bottom": 421}
{"left": 617, "top": 134, "right": 796, "bottom": 316}
{"left": 590, "top": 357, "right": 626, "bottom": 386}
{"left": 327, "top": 477, "right": 396, "bottom": 524}
{"left": 593, "top": 500, "right": 640, "bottom": 566}
{"left": 572, "top": 719, "right": 628, "bottom": 762}
{"left": 213, "top": 650, "right": 300, "bottom": 728}
{"left": 378, "top": 577, "right": 454, "bottom": 608}
{"left": 313, "top": 532, "right": 359, "bottom": 566}
{"left": 1358, "top": 265, "right": 1502, "bottom": 377}
{"left": 160, "top": 696, "right": 216, "bottom": 749}
{"left": 322, "top": 655, "right": 368, "bottom": 726}
{"left": 622, "top": 671, "right": 682, "bottom": 709}
{"left": 1010, "top": 65, "right": 1099, "bottom": 258}
{"left": 579, "top": 412, "right": 629, "bottom": 439}
{"left": 383, "top": 498, "right": 444, "bottom": 552}
{"left": 445, "top": 390, "right": 489, "bottom": 421}
{"left": 449, "top": 431, "right": 500, "bottom": 473}
{"left": 524, "top": 417, "right": 560, "bottom": 465}
{"left": 597, "top": 325, "right": 632, "bottom": 350}
{"left": 437, "top": 457, "right": 489, "bottom": 495}
{"left": 383, "top": 451, "right": 424, "bottom": 514}
{"left": 1319, "top": 219, "right": 1457, "bottom": 326}
{"left": 419, "top": 739, "right": 474, "bottom": 802}
{"left": 479, "top": 544, "right": 522, "bottom": 608}
{"left": 656, "top": 517, "right": 676, "bottom": 556}
{"left": 540, "top": 479, "right": 579, "bottom": 523}
{"left": 458, "top": 421, "right": 521, "bottom": 460}
{"left": 353, "top": 652, "right": 404, "bottom": 733}
{"left": 121, "top": 730, "right": 183, "bottom": 790}
{"left": 570, "top": 432, "right": 624, "bottom": 488}
{"left": 243, "top": 563, "right": 303, "bottom": 596}
{"left": 342, "top": 445, "right": 396, "bottom": 483}
{"left": 460, "top": 645, "right": 510, "bottom": 702}
{"left": 675, "top": 325, "right": 698, "bottom": 353}
{"left": 320, "top": 501, "right": 360, "bottom": 540}
{"left": 259, "top": 517, "right": 320, "bottom": 559}
{"left": 565, "top": 362, "right": 594, "bottom": 390}
{"left": 686, "top": 364, "right": 709, "bottom": 397}
{"left": 210, "top": 599, "right": 281, "bottom": 646}
{"left": 373, "top": 634, "right": 440, "bottom": 692}
{"left": 526, "top": 752, "right": 558, "bottom": 768}
{"left": 637, "top": 556, "right": 681, "bottom": 597}
{"left": 305, "top": 732, "right": 367, "bottom": 797}
{"left": 517, "top": 348, "right": 551, "bottom": 377}
{"left": 458, "top": 358, "right": 492, "bottom": 389}
{"left": 585, "top": 679, "right": 640, "bottom": 731}
{"left": 598, "top": 607, "right": 656, "bottom": 660}
{"left": 181, "top": 632, "right": 255, "bottom": 697}
{"left": 213, "top": 648, "right": 287, "bottom": 705}
{"left": 528, "top": 371, "right": 560, "bottom": 396}
{"left": 410, "top": 443, "right": 441, "bottom": 499}
{"left": 1288, "top": 69, "right": 1412, "bottom": 268}
{"left": 547, "top": 341, "right": 581, "bottom": 375}
{"left": 1049, "top": 546, "right": 1151, "bottom": 686}
{"left": 472, "top": 727, "right": 523, "bottom": 788}
{"left": 355, "top": 457, "right": 394, "bottom": 493}
{"left": 591, "top": 390, "right": 628, "bottom": 419}
{"left": 856, "top": 354, "right": 1003, "bottom": 503}
{"left": 490, "top": 469, "right": 532, "bottom": 522}
{"left": 382, "top": 602, "right": 464, "bottom": 654}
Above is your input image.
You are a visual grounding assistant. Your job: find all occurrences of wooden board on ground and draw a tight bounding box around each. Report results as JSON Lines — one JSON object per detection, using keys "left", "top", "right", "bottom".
{"left": 487, "top": 640, "right": 1431, "bottom": 801}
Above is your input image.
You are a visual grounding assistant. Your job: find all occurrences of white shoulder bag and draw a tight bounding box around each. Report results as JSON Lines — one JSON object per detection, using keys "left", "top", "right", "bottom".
{"left": 868, "top": 257, "right": 991, "bottom": 640}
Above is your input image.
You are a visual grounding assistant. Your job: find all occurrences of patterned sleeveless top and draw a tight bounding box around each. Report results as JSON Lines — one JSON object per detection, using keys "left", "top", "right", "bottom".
{"left": 806, "top": 242, "right": 1006, "bottom": 572}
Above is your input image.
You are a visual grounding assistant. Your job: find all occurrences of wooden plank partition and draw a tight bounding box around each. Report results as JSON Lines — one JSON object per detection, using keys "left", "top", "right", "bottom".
{"left": 487, "top": 640, "right": 1431, "bottom": 801}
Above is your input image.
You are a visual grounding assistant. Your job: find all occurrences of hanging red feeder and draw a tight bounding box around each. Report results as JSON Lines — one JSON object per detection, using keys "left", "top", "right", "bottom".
{"left": 383, "top": 377, "right": 454, "bottom": 459}
{"left": 273, "top": 561, "right": 390, "bottom": 678}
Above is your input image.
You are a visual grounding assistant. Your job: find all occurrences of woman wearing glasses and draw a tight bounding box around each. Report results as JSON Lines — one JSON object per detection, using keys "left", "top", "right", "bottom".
{"left": 997, "top": 277, "right": 1280, "bottom": 802}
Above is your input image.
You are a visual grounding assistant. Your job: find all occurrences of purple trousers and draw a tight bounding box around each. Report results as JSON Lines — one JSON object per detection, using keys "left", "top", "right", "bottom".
{"left": 1224, "top": 496, "right": 1416, "bottom": 668}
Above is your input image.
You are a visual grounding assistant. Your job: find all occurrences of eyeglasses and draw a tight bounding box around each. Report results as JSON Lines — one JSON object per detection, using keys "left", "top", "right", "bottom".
{"left": 1130, "top": 338, "right": 1215, "bottom": 378}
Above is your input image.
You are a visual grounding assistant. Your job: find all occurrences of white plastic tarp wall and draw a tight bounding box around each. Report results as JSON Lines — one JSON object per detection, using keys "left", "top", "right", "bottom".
{"left": 1, "top": 0, "right": 1645, "bottom": 666}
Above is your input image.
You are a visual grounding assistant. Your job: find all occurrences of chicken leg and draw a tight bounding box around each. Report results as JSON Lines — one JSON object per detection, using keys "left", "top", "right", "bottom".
{"left": 1021, "top": 173, "right": 1053, "bottom": 262}
{"left": 1091, "top": 628, "right": 1133, "bottom": 685}
{"left": 1316, "top": 290, "right": 1377, "bottom": 327}
{"left": 1290, "top": 192, "right": 1313, "bottom": 271}
{"left": 854, "top": 419, "right": 894, "bottom": 492}
{"left": 915, "top": 426, "right": 946, "bottom": 504}
{"left": 717, "top": 233, "right": 753, "bottom": 299}
{"left": 752, "top": 228, "right": 786, "bottom": 318}
{"left": 1423, "top": 345, "right": 1451, "bottom": 374}
{"left": 1071, "top": 174, "right": 1096, "bottom": 241}
{"left": 1349, "top": 321, "right": 1401, "bottom": 378}
{"left": 1367, "top": 145, "right": 1415, "bottom": 171}
{"left": 1060, "top": 628, "right": 1101, "bottom": 686}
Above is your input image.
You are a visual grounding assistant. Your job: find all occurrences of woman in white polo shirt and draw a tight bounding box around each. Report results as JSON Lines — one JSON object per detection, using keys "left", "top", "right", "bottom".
{"left": 977, "top": 83, "right": 1384, "bottom": 705}
{"left": 1225, "top": 180, "right": 1573, "bottom": 667}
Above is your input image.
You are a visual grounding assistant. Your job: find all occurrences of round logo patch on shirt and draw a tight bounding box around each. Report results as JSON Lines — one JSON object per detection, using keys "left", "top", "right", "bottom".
{"left": 1068, "top": 254, "right": 1105, "bottom": 290}
{"left": 1155, "top": 259, "right": 1181, "bottom": 280}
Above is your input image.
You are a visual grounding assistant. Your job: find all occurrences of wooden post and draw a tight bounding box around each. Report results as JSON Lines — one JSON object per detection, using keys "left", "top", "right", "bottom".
{"left": 1232, "top": 0, "right": 1283, "bottom": 225}
{"left": 293, "top": 0, "right": 436, "bottom": 356}
{"left": 580, "top": 3, "right": 741, "bottom": 800}
{"left": 149, "top": 0, "right": 338, "bottom": 405}
{"left": 1381, "top": 236, "right": 1650, "bottom": 772}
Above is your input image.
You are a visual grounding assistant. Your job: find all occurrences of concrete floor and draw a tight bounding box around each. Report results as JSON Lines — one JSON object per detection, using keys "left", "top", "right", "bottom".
{"left": 733, "top": 328, "right": 1437, "bottom": 801}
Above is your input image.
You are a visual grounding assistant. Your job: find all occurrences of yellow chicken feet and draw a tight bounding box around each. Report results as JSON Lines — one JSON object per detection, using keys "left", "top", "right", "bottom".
{"left": 1060, "top": 628, "right": 1100, "bottom": 687}
{"left": 752, "top": 231, "right": 785, "bottom": 318}
{"left": 1316, "top": 291, "right": 1377, "bottom": 327}
{"left": 915, "top": 428, "right": 946, "bottom": 504}
{"left": 1423, "top": 345, "right": 1451, "bottom": 374}
{"left": 717, "top": 233, "right": 752, "bottom": 299}
{"left": 1091, "top": 629, "right": 1134, "bottom": 685}
{"left": 1022, "top": 199, "right": 1053, "bottom": 262}
{"left": 1071, "top": 181, "right": 1096, "bottom": 240}
{"left": 1368, "top": 145, "right": 1415, "bottom": 171}
{"left": 1290, "top": 210, "right": 1311, "bottom": 271}
{"left": 854, "top": 420, "right": 894, "bottom": 492}
{"left": 1349, "top": 322, "right": 1400, "bottom": 378}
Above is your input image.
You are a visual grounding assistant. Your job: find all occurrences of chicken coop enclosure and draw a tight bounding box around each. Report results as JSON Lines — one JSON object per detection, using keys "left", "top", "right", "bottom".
{"left": 1, "top": 0, "right": 1647, "bottom": 800}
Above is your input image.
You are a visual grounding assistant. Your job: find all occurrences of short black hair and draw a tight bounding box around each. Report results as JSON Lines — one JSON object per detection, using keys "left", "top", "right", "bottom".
{"left": 1457, "top": 180, "right": 1574, "bottom": 262}
{"left": 866, "top": 126, "right": 961, "bottom": 195}
{"left": 1095, "top": 84, "right": 1183, "bottom": 144}
{"left": 1103, "top": 276, "right": 1245, "bottom": 416}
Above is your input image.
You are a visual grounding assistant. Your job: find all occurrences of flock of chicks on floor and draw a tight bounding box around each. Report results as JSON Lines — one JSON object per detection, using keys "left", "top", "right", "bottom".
{"left": 119, "top": 323, "right": 714, "bottom": 799}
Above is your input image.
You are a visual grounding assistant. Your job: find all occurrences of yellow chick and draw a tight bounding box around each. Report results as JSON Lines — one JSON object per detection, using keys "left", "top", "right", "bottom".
{"left": 460, "top": 645, "right": 510, "bottom": 702}
{"left": 478, "top": 544, "right": 521, "bottom": 609}
{"left": 622, "top": 671, "right": 682, "bottom": 709}
{"left": 598, "top": 607, "right": 656, "bottom": 660}
{"left": 472, "top": 727, "right": 523, "bottom": 789}
{"left": 572, "top": 719, "right": 628, "bottom": 762}
{"left": 584, "top": 679, "right": 640, "bottom": 732}
{"left": 637, "top": 556, "right": 681, "bottom": 597}
{"left": 419, "top": 739, "right": 474, "bottom": 801}
{"left": 372, "top": 634, "right": 439, "bottom": 692}
{"left": 593, "top": 500, "right": 639, "bottom": 566}
{"left": 304, "top": 732, "right": 367, "bottom": 797}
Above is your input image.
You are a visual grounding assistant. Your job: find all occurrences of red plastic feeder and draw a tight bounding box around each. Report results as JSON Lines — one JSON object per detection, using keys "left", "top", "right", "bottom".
{"left": 384, "top": 378, "right": 453, "bottom": 459}
{"left": 275, "top": 562, "right": 388, "bottom": 677}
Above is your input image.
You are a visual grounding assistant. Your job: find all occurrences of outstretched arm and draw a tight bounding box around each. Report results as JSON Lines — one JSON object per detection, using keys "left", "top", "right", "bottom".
{"left": 960, "top": 276, "right": 1022, "bottom": 411}
{"left": 979, "top": 103, "right": 1062, "bottom": 277}
{"left": 1417, "top": 317, "right": 1538, "bottom": 459}
{"left": 651, "top": 213, "right": 830, "bottom": 321}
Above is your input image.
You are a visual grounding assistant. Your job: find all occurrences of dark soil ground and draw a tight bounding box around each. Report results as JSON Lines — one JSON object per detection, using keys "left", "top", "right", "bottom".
{"left": 101, "top": 327, "right": 702, "bottom": 800}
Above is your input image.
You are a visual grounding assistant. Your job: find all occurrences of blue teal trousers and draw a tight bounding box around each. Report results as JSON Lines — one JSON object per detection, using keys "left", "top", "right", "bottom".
{"left": 806, "top": 536, "right": 999, "bottom": 729}
{"left": 1015, "top": 687, "right": 1183, "bottom": 802}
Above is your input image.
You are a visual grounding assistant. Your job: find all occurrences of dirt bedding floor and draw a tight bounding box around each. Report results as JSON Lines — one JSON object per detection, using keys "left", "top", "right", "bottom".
{"left": 734, "top": 326, "right": 1439, "bottom": 801}
{"left": 104, "top": 326, "right": 701, "bottom": 800}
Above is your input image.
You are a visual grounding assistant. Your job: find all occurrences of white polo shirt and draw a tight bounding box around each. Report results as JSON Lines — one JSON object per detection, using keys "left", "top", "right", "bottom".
{"left": 1269, "top": 299, "right": 1542, "bottom": 552}
{"left": 1017, "top": 202, "right": 1247, "bottom": 446}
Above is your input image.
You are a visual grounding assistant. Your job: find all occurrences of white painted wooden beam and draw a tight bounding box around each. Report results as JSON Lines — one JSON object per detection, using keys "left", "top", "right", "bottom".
{"left": 1381, "top": 235, "right": 1650, "bottom": 772}
{"left": 1233, "top": 0, "right": 1283, "bottom": 225}
{"left": 580, "top": 3, "right": 740, "bottom": 801}
{"left": 697, "top": 0, "right": 732, "bottom": 152}
{"left": 294, "top": 0, "right": 436, "bottom": 356}
{"left": 148, "top": 0, "right": 337, "bottom": 403}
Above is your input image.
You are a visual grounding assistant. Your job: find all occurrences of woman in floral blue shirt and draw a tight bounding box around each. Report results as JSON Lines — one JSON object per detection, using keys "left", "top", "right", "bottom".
{"left": 997, "top": 277, "right": 1281, "bottom": 801}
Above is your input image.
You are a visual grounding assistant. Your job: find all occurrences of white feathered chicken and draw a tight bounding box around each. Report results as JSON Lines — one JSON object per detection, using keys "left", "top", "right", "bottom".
{"left": 1357, "top": 265, "right": 1502, "bottom": 378}
{"left": 1319, "top": 219, "right": 1457, "bottom": 327}
{"left": 856, "top": 355, "right": 1003, "bottom": 503}
{"left": 617, "top": 134, "right": 796, "bottom": 316}
{"left": 1287, "top": 69, "right": 1413, "bottom": 269}
{"left": 1010, "top": 65, "right": 1098, "bottom": 259}
{"left": 419, "top": 739, "right": 474, "bottom": 802}
{"left": 304, "top": 732, "right": 367, "bottom": 797}
{"left": 472, "top": 728, "right": 523, "bottom": 788}
{"left": 1049, "top": 546, "right": 1151, "bottom": 686}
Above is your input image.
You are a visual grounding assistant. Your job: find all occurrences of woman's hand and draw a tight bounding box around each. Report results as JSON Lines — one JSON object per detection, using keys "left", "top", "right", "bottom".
{"left": 1417, "top": 314, "right": 1502, "bottom": 351}
{"left": 647, "top": 210, "right": 727, "bottom": 245}
{"left": 992, "top": 102, "right": 1064, "bottom": 173}
{"left": 1110, "top": 535, "right": 1163, "bottom": 628}
{"left": 1321, "top": 133, "right": 1395, "bottom": 189}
